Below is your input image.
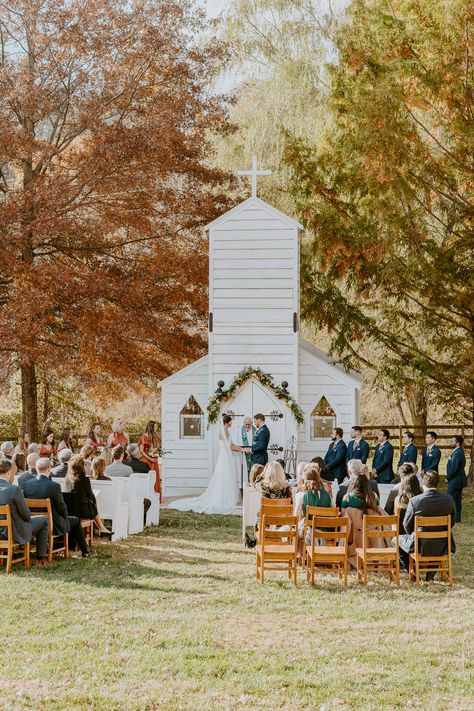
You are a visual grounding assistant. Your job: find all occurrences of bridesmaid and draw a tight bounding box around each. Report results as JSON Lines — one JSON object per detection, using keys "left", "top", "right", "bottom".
{"left": 138, "top": 420, "right": 161, "bottom": 498}
{"left": 14, "top": 433, "right": 30, "bottom": 456}
{"left": 39, "top": 429, "right": 56, "bottom": 459}
{"left": 84, "top": 423, "right": 105, "bottom": 454}
{"left": 57, "top": 427, "right": 74, "bottom": 453}
{"left": 106, "top": 418, "right": 130, "bottom": 449}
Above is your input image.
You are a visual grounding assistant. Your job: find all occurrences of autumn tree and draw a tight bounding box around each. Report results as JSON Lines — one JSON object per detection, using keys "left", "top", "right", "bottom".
{"left": 0, "top": 0, "right": 232, "bottom": 438}
{"left": 284, "top": 0, "right": 474, "bottom": 463}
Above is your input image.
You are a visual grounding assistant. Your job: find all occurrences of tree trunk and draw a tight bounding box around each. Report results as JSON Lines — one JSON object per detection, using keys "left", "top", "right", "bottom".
{"left": 403, "top": 382, "right": 428, "bottom": 445}
{"left": 21, "top": 363, "right": 38, "bottom": 441}
{"left": 469, "top": 398, "right": 474, "bottom": 485}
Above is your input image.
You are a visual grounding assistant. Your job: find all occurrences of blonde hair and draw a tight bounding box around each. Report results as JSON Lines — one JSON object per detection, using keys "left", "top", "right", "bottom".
{"left": 111, "top": 418, "right": 124, "bottom": 432}
{"left": 303, "top": 464, "right": 323, "bottom": 492}
{"left": 347, "top": 459, "right": 365, "bottom": 478}
{"left": 296, "top": 461, "right": 307, "bottom": 479}
{"left": 91, "top": 456, "right": 106, "bottom": 479}
{"left": 249, "top": 463, "right": 264, "bottom": 485}
{"left": 80, "top": 445, "right": 94, "bottom": 459}
{"left": 263, "top": 461, "right": 287, "bottom": 489}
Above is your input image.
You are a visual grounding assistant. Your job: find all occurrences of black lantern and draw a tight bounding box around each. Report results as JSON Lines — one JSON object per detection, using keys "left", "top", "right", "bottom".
{"left": 215, "top": 380, "right": 225, "bottom": 397}
{"left": 280, "top": 381, "right": 289, "bottom": 397}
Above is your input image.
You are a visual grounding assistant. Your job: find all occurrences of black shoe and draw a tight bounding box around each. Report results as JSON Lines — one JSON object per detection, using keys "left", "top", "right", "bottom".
{"left": 426, "top": 571, "right": 436, "bottom": 581}
{"left": 82, "top": 552, "right": 90, "bottom": 558}
{"left": 99, "top": 530, "right": 114, "bottom": 538}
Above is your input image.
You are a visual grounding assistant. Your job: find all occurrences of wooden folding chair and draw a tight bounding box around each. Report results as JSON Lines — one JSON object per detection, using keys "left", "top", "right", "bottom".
{"left": 80, "top": 520, "right": 94, "bottom": 547}
{"left": 409, "top": 515, "right": 452, "bottom": 585}
{"left": 306, "top": 515, "right": 349, "bottom": 586}
{"left": 356, "top": 514, "right": 400, "bottom": 585}
{"left": 256, "top": 514, "right": 298, "bottom": 585}
{"left": 301, "top": 506, "right": 339, "bottom": 568}
{"left": 26, "top": 499, "right": 69, "bottom": 562}
{"left": 0, "top": 504, "right": 30, "bottom": 574}
{"left": 257, "top": 498, "right": 293, "bottom": 543}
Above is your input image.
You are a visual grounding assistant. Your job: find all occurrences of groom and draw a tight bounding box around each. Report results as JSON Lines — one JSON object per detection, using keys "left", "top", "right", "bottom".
{"left": 250, "top": 413, "right": 270, "bottom": 466}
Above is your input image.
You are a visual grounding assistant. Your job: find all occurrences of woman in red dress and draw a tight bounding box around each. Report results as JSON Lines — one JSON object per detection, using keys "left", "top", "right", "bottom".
{"left": 107, "top": 418, "right": 130, "bottom": 450}
{"left": 84, "top": 423, "right": 105, "bottom": 454}
{"left": 39, "top": 429, "right": 56, "bottom": 459}
{"left": 138, "top": 420, "right": 161, "bottom": 498}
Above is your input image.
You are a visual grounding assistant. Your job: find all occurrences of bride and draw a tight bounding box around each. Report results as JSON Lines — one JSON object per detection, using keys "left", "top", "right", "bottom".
{"left": 169, "top": 415, "right": 247, "bottom": 514}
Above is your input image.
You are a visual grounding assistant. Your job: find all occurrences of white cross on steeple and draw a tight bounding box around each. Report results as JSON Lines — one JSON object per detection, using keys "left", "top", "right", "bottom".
{"left": 237, "top": 155, "right": 272, "bottom": 197}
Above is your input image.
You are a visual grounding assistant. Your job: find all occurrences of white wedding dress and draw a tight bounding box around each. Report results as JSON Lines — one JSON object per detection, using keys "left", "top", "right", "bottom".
{"left": 169, "top": 426, "right": 239, "bottom": 514}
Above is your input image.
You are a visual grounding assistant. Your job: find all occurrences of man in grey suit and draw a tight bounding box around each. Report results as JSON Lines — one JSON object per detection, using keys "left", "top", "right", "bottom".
{"left": 0, "top": 459, "right": 49, "bottom": 566}
{"left": 51, "top": 448, "right": 73, "bottom": 478}
{"left": 106, "top": 446, "right": 133, "bottom": 477}
{"left": 18, "top": 453, "right": 39, "bottom": 491}
{"left": 398, "top": 470, "right": 456, "bottom": 579}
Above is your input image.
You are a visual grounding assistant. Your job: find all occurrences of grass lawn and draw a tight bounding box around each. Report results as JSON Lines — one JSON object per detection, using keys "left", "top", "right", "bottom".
{"left": 1, "top": 492, "right": 474, "bottom": 711}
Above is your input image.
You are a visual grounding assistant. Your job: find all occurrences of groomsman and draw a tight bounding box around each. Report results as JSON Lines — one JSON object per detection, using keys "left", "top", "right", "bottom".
{"left": 421, "top": 431, "right": 441, "bottom": 473}
{"left": 324, "top": 428, "right": 347, "bottom": 484}
{"left": 241, "top": 417, "right": 256, "bottom": 475}
{"left": 371, "top": 429, "right": 394, "bottom": 483}
{"left": 397, "top": 431, "right": 418, "bottom": 468}
{"left": 446, "top": 435, "right": 467, "bottom": 523}
{"left": 346, "top": 426, "right": 370, "bottom": 464}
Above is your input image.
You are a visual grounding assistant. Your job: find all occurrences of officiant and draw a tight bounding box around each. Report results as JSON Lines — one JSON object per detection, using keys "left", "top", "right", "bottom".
{"left": 240, "top": 417, "right": 256, "bottom": 477}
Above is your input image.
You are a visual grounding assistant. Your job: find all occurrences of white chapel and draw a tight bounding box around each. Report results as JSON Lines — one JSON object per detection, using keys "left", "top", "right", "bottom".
{"left": 160, "top": 158, "right": 362, "bottom": 498}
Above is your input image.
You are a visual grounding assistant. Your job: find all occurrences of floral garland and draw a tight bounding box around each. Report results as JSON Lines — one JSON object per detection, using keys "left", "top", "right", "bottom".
{"left": 206, "top": 366, "right": 304, "bottom": 427}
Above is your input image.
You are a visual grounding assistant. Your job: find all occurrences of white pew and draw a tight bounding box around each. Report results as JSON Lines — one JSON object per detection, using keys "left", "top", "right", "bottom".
{"left": 130, "top": 471, "right": 159, "bottom": 526}
{"left": 125, "top": 475, "right": 144, "bottom": 535}
{"left": 89, "top": 479, "right": 129, "bottom": 542}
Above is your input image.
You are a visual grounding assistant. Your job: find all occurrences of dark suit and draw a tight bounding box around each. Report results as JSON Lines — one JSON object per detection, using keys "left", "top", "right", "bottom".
{"left": 17, "top": 469, "right": 37, "bottom": 491}
{"left": 336, "top": 480, "right": 380, "bottom": 510}
{"left": 324, "top": 439, "right": 347, "bottom": 484}
{"left": 24, "top": 475, "right": 88, "bottom": 555}
{"left": 446, "top": 447, "right": 467, "bottom": 522}
{"left": 251, "top": 424, "right": 270, "bottom": 466}
{"left": 346, "top": 438, "right": 370, "bottom": 464}
{"left": 69, "top": 476, "right": 99, "bottom": 520}
{"left": 421, "top": 445, "right": 441, "bottom": 473}
{"left": 124, "top": 457, "right": 150, "bottom": 473}
{"left": 372, "top": 441, "right": 394, "bottom": 483}
{"left": 0, "top": 479, "right": 49, "bottom": 558}
{"left": 399, "top": 489, "right": 456, "bottom": 568}
{"left": 51, "top": 462, "right": 68, "bottom": 478}
{"left": 384, "top": 480, "right": 401, "bottom": 515}
{"left": 397, "top": 443, "right": 417, "bottom": 469}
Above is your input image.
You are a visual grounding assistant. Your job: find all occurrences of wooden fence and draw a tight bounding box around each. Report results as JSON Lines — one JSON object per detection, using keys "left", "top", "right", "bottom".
{"left": 362, "top": 425, "right": 473, "bottom": 457}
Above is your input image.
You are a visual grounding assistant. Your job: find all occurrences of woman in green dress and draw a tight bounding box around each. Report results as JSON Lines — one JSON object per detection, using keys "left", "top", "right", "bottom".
{"left": 341, "top": 472, "right": 380, "bottom": 512}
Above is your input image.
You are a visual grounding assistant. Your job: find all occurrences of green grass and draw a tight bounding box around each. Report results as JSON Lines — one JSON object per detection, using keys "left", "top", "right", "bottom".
{"left": 1, "top": 493, "right": 474, "bottom": 711}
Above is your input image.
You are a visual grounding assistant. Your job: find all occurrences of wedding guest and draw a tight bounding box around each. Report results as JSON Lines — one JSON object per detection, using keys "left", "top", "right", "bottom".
{"left": 293, "top": 462, "right": 308, "bottom": 518}
{"left": 394, "top": 473, "right": 422, "bottom": 532}
{"left": 79, "top": 445, "right": 94, "bottom": 477}
{"left": 249, "top": 463, "right": 264, "bottom": 487}
{"left": 446, "top": 435, "right": 467, "bottom": 523}
{"left": 39, "top": 429, "right": 56, "bottom": 458}
{"left": 371, "top": 429, "right": 394, "bottom": 483}
{"left": 91, "top": 457, "right": 110, "bottom": 481}
{"left": 0, "top": 441, "right": 14, "bottom": 461}
{"left": 260, "top": 461, "right": 292, "bottom": 500}
{"left": 398, "top": 470, "right": 456, "bottom": 577}
{"left": 323, "top": 427, "right": 347, "bottom": 484}
{"left": 301, "top": 465, "right": 332, "bottom": 518}
{"left": 421, "top": 431, "right": 441, "bottom": 473}
{"left": 107, "top": 419, "right": 130, "bottom": 449}
{"left": 397, "top": 431, "right": 418, "bottom": 468}
{"left": 0, "top": 459, "right": 50, "bottom": 567}
{"left": 346, "top": 426, "right": 370, "bottom": 464}
{"left": 51, "top": 448, "right": 73, "bottom": 478}
{"left": 57, "top": 428, "right": 74, "bottom": 453}
{"left": 14, "top": 433, "right": 30, "bottom": 456}
{"left": 343, "top": 473, "right": 388, "bottom": 568}
{"left": 384, "top": 463, "right": 416, "bottom": 515}
{"left": 27, "top": 442, "right": 40, "bottom": 454}
{"left": 66, "top": 455, "right": 112, "bottom": 537}
{"left": 17, "top": 453, "right": 39, "bottom": 490}
{"left": 311, "top": 456, "right": 331, "bottom": 482}
{"left": 341, "top": 472, "right": 380, "bottom": 511}
{"left": 12, "top": 452, "right": 27, "bottom": 479}
{"left": 138, "top": 420, "right": 161, "bottom": 496}
{"left": 23, "top": 457, "right": 89, "bottom": 557}
{"left": 336, "top": 459, "right": 379, "bottom": 509}
{"left": 125, "top": 444, "right": 150, "bottom": 473}
{"left": 105, "top": 446, "right": 133, "bottom": 477}
{"left": 84, "top": 423, "right": 105, "bottom": 453}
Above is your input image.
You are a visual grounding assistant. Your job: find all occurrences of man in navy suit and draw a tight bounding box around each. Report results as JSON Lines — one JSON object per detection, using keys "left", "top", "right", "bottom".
{"left": 397, "top": 431, "right": 418, "bottom": 469}
{"left": 371, "top": 429, "right": 394, "bottom": 483}
{"left": 24, "top": 457, "right": 89, "bottom": 557}
{"left": 346, "top": 426, "right": 370, "bottom": 464}
{"left": 250, "top": 413, "right": 270, "bottom": 466}
{"left": 421, "top": 431, "right": 441, "bottom": 473}
{"left": 446, "top": 435, "right": 467, "bottom": 523}
{"left": 324, "top": 427, "right": 347, "bottom": 484}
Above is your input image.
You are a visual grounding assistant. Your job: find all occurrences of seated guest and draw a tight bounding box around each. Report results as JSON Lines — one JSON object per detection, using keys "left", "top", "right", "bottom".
{"left": 446, "top": 435, "right": 467, "bottom": 523}
{"left": 394, "top": 473, "right": 422, "bottom": 532}
{"left": 39, "top": 429, "right": 56, "bottom": 459}
{"left": 23, "top": 457, "right": 89, "bottom": 558}
{"left": 343, "top": 473, "right": 387, "bottom": 568}
{"left": 12, "top": 452, "right": 27, "bottom": 480}
{"left": 341, "top": 472, "right": 380, "bottom": 511}
{"left": 249, "top": 463, "right": 265, "bottom": 487}
{"left": 51, "top": 448, "right": 73, "bottom": 478}
{"left": 18, "top": 453, "right": 39, "bottom": 490}
{"left": 0, "top": 441, "right": 14, "bottom": 461}
{"left": 125, "top": 444, "right": 150, "bottom": 473}
{"left": 14, "top": 433, "right": 30, "bottom": 456}
{"left": 292, "top": 462, "right": 308, "bottom": 518}
{"left": 336, "top": 459, "right": 379, "bottom": 509}
{"left": 57, "top": 428, "right": 74, "bottom": 453}
{"left": 27, "top": 442, "right": 40, "bottom": 454}
{"left": 79, "top": 445, "right": 94, "bottom": 476}
{"left": 397, "top": 431, "right": 418, "bottom": 468}
{"left": 371, "top": 429, "right": 394, "bottom": 483}
{"left": 105, "top": 446, "right": 151, "bottom": 524}
{"left": 301, "top": 465, "right": 332, "bottom": 518}
{"left": 91, "top": 457, "right": 110, "bottom": 481}
{"left": 260, "top": 461, "right": 292, "bottom": 500}
{"left": 311, "top": 456, "right": 331, "bottom": 483}
{"left": 384, "top": 463, "right": 416, "bottom": 515}
{"left": 323, "top": 427, "right": 347, "bottom": 484}
{"left": 66, "top": 456, "right": 112, "bottom": 537}
{"left": 398, "top": 470, "right": 456, "bottom": 578}
{"left": 0, "top": 459, "right": 50, "bottom": 567}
